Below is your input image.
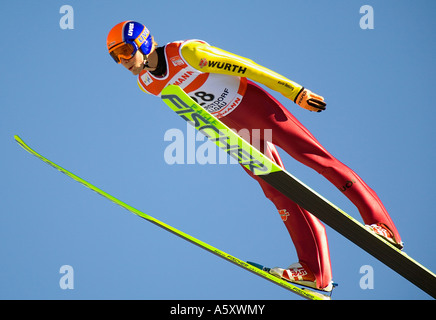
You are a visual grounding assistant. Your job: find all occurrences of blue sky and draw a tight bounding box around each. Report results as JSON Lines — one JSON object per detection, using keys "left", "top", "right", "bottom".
{"left": 1, "top": 0, "right": 435, "bottom": 300}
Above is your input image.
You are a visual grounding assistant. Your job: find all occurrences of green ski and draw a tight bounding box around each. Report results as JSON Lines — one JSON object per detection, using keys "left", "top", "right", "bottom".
{"left": 14, "top": 135, "right": 330, "bottom": 300}
{"left": 160, "top": 84, "right": 436, "bottom": 299}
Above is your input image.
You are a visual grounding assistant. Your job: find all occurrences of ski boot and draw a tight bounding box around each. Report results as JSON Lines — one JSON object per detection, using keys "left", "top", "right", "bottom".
{"left": 269, "top": 262, "right": 335, "bottom": 292}
{"left": 366, "top": 223, "right": 404, "bottom": 250}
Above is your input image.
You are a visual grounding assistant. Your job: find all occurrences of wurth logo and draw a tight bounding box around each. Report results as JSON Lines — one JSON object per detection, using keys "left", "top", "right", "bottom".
{"left": 198, "top": 58, "right": 247, "bottom": 74}
{"left": 199, "top": 58, "right": 208, "bottom": 68}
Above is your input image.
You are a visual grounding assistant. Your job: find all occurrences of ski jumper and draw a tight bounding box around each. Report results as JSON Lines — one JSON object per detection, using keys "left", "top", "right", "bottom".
{"left": 137, "top": 39, "right": 402, "bottom": 289}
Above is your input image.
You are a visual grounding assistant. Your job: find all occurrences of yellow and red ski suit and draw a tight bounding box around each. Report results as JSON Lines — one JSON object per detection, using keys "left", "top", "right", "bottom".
{"left": 137, "top": 40, "right": 401, "bottom": 289}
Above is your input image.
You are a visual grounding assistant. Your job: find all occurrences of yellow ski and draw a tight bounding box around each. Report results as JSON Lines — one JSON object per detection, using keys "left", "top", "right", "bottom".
{"left": 14, "top": 135, "right": 330, "bottom": 300}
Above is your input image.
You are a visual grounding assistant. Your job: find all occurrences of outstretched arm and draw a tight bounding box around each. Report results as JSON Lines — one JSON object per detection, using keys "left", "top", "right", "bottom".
{"left": 181, "top": 40, "right": 326, "bottom": 112}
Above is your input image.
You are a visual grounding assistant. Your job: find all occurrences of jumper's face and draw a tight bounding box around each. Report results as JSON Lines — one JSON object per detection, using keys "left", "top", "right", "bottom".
{"left": 120, "top": 50, "right": 145, "bottom": 75}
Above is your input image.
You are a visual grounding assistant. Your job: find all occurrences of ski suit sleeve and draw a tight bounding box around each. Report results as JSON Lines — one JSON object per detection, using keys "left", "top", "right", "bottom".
{"left": 181, "top": 40, "right": 304, "bottom": 102}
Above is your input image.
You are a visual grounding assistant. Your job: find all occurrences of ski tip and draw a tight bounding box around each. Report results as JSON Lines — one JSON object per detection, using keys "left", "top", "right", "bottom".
{"left": 14, "top": 135, "right": 25, "bottom": 148}
{"left": 14, "top": 135, "right": 33, "bottom": 152}
{"left": 14, "top": 135, "right": 27, "bottom": 146}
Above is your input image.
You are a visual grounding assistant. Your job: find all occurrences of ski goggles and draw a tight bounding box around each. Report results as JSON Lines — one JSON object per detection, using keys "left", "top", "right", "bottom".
{"left": 109, "top": 42, "right": 137, "bottom": 63}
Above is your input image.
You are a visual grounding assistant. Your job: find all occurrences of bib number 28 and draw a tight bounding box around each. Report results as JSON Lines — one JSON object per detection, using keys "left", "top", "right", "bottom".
{"left": 190, "top": 91, "right": 215, "bottom": 106}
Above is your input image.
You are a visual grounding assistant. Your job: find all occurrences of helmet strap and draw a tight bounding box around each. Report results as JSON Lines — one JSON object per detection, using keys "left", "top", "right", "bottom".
{"left": 142, "top": 53, "right": 151, "bottom": 69}
{"left": 142, "top": 53, "right": 157, "bottom": 70}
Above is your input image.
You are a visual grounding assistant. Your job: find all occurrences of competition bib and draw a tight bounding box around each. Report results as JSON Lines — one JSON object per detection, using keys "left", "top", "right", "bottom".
{"left": 137, "top": 40, "right": 247, "bottom": 119}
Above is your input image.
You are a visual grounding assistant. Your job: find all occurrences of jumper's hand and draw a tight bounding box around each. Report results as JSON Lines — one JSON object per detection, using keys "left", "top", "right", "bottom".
{"left": 295, "top": 88, "right": 326, "bottom": 112}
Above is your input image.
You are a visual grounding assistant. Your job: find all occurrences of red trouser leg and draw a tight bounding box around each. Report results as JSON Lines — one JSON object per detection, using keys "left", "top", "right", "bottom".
{"left": 246, "top": 143, "right": 333, "bottom": 289}
{"left": 221, "top": 81, "right": 402, "bottom": 287}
